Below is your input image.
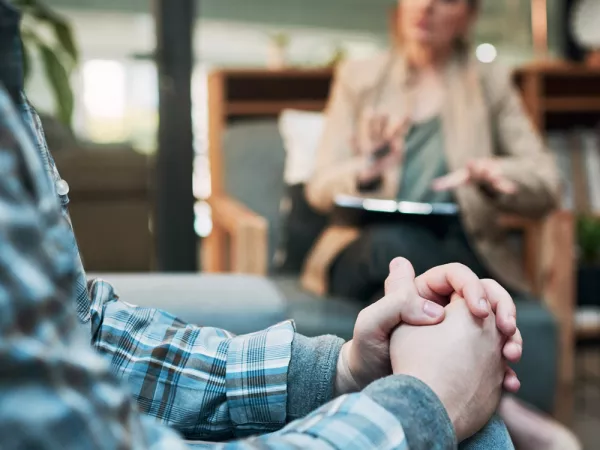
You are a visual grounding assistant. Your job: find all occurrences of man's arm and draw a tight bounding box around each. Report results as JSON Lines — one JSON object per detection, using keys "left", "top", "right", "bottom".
{"left": 206, "top": 377, "right": 454, "bottom": 450}
{"left": 0, "top": 85, "right": 456, "bottom": 449}
{"left": 0, "top": 86, "right": 187, "bottom": 449}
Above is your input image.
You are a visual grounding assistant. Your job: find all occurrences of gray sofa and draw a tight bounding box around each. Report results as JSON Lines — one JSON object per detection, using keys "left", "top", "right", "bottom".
{"left": 96, "top": 273, "right": 557, "bottom": 418}
{"left": 96, "top": 274, "right": 287, "bottom": 334}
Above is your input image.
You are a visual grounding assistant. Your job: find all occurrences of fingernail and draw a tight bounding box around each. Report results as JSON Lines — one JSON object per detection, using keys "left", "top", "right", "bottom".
{"left": 423, "top": 301, "right": 444, "bottom": 318}
{"left": 391, "top": 258, "right": 407, "bottom": 270}
{"left": 479, "top": 298, "right": 489, "bottom": 312}
{"left": 508, "top": 316, "right": 516, "bottom": 328}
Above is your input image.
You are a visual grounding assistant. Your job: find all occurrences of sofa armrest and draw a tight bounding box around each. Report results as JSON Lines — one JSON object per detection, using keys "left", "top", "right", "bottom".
{"left": 88, "top": 273, "right": 287, "bottom": 334}
{"left": 205, "top": 195, "right": 269, "bottom": 275}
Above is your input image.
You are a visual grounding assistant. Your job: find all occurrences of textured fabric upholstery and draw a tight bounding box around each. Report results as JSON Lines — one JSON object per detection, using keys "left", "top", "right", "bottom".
{"left": 89, "top": 274, "right": 287, "bottom": 335}
{"left": 223, "top": 120, "right": 286, "bottom": 269}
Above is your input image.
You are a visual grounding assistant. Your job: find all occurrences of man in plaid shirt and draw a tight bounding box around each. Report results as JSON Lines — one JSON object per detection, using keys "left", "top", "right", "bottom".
{"left": 0, "top": 2, "right": 521, "bottom": 448}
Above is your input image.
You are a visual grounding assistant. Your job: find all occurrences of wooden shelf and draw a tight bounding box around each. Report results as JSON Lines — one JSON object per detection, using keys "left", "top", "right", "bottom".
{"left": 544, "top": 98, "right": 600, "bottom": 113}
{"left": 221, "top": 68, "right": 333, "bottom": 78}
{"left": 518, "top": 60, "right": 600, "bottom": 76}
{"left": 518, "top": 63, "right": 600, "bottom": 129}
{"left": 227, "top": 100, "right": 326, "bottom": 116}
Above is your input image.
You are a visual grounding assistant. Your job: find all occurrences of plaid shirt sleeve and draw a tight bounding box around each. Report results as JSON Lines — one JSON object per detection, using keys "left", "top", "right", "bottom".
{"left": 0, "top": 83, "right": 412, "bottom": 450}
{"left": 88, "top": 278, "right": 295, "bottom": 440}
{"left": 186, "top": 394, "right": 407, "bottom": 450}
{"left": 0, "top": 85, "right": 187, "bottom": 450}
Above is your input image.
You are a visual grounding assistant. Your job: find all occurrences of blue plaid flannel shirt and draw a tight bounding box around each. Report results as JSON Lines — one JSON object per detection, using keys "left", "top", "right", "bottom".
{"left": 0, "top": 2, "right": 408, "bottom": 449}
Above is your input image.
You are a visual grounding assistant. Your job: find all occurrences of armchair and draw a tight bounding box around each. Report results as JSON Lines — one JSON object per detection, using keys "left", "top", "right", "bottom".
{"left": 203, "top": 68, "right": 575, "bottom": 421}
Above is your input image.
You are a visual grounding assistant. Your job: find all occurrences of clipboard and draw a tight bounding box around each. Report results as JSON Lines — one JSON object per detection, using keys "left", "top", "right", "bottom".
{"left": 334, "top": 195, "right": 459, "bottom": 215}
{"left": 332, "top": 194, "right": 459, "bottom": 228}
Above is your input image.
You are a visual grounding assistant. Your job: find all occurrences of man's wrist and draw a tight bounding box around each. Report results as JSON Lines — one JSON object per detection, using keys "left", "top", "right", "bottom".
{"left": 334, "top": 341, "right": 362, "bottom": 396}
{"left": 363, "top": 375, "right": 457, "bottom": 449}
{"left": 288, "top": 334, "right": 344, "bottom": 421}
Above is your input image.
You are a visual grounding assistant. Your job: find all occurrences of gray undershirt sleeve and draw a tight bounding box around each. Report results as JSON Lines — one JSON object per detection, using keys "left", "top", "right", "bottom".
{"left": 287, "top": 333, "right": 344, "bottom": 422}
{"left": 287, "top": 335, "right": 456, "bottom": 449}
{"left": 364, "top": 375, "right": 457, "bottom": 450}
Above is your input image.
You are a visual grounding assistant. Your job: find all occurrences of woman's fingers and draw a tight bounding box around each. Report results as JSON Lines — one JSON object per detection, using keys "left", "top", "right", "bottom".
{"left": 469, "top": 159, "right": 518, "bottom": 195}
{"left": 434, "top": 159, "right": 517, "bottom": 195}
{"left": 491, "top": 177, "right": 518, "bottom": 195}
{"left": 431, "top": 168, "right": 470, "bottom": 191}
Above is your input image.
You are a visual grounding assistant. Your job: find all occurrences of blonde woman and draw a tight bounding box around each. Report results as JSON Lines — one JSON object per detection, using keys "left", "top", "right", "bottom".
{"left": 303, "top": 0, "right": 579, "bottom": 448}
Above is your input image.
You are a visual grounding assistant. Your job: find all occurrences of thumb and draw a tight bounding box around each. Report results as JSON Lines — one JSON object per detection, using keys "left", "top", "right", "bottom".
{"left": 361, "top": 258, "right": 446, "bottom": 338}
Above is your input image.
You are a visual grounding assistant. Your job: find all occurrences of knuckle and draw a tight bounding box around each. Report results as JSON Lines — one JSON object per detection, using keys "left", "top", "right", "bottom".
{"left": 482, "top": 278, "right": 503, "bottom": 293}
{"left": 384, "top": 276, "right": 392, "bottom": 293}
{"left": 447, "top": 262, "right": 468, "bottom": 272}
{"left": 385, "top": 276, "right": 403, "bottom": 294}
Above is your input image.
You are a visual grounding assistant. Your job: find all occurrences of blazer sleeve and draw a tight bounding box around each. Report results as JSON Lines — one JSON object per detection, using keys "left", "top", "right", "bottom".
{"left": 305, "top": 61, "right": 369, "bottom": 214}
{"left": 484, "top": 64, "right": 561, "bottom": 218}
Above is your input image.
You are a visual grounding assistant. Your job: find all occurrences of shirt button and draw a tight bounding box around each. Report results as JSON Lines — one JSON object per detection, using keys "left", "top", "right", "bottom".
{"left": 56, "top": 179, "right": 70, "bottom": 196}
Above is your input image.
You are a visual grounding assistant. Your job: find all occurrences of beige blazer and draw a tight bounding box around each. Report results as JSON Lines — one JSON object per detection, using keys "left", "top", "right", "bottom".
{"left": 301, "top": 51, "right": 560, "bottom": 296}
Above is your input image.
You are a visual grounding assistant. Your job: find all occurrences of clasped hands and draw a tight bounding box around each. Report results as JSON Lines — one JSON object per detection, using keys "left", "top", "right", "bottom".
{"left": 335, "top": 258, "right": 522, "bottom": 441}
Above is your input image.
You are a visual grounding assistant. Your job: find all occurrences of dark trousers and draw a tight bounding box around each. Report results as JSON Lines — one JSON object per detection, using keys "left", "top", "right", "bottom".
{"left": 329, "top": 216, "right": 493, "bottom": 302}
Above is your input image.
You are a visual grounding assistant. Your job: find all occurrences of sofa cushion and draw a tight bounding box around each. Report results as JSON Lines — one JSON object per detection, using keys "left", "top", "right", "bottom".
{"left": 278, "top": 109, "right": 325, "bottom": 185}
{"left": 272, "top": 275, "right": 363, "bottom": 341}
{"left": 89, "top": 274, "right": 288, "bottom": 335}
{"left": 223, "top": 120, "right": 286, "bottom": 270}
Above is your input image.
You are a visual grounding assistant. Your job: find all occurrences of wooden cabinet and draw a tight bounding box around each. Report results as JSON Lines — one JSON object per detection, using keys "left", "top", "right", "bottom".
{"left": 515, "top": 61, "right": 600, "bottom": 131}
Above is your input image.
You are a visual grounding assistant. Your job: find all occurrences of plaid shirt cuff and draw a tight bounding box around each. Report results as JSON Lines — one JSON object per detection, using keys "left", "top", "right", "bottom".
{"left": 226, "top": 320, "right": 295, "bottom": 436}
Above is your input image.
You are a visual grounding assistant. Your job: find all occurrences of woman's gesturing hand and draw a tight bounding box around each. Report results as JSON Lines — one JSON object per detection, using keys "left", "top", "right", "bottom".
{"left": 432, "top": 158, "right": 517, "bottom": 196}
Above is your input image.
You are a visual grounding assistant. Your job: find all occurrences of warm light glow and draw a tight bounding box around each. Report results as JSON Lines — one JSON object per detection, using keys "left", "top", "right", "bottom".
{"left": 83, "top": 60, "right": 126, "bottom": 119}
{"left": 475, "top": 43, "right": 497, "bottom": 63}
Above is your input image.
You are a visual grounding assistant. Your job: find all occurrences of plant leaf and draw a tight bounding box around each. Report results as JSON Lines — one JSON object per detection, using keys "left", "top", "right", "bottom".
{"left": 38, "top": 42, "right": 73, "bottom": 127}
{"left": 17, "top": 0, "right": 79, "bottom": 64}
{"left": 12, "top": 0, "right": 37, "bottom": 8}
{"left": 577, "top": 215, "right": 600, "bottom": 264}
{"left": 52, "top": 20, "right": 78, "bottom": 64}
{"left": 21, "top": 36, "right": 32, "bottom": 83}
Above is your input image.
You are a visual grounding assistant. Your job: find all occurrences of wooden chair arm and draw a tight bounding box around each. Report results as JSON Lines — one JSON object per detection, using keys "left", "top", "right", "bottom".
{"left": 499, "top": 211, "right": 574, "bottom": 299}
{"left": 537, "top": 211, "right": 576, "bottom": 391}
{"left": 210, "top": 195, "right": 267, "bottom": 235}
{"left": 499, "top": 214, "right": 544, "bottom": 291}
{"left": 205, "top": 195, "right": 268, "bottom": 275}
{"left": 500, "top": 211, "right": 576, "bottom": 404}
{"left": 498, "top": 214, "right": 540, "bottom": 230}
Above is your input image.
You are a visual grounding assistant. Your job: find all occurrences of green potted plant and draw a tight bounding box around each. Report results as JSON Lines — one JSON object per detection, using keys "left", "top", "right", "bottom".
{"left": 577, "top": 214, "right": 600, "bottom": 306}
{"left": 16, "top": 0, "right": 79, "bottom": 127}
